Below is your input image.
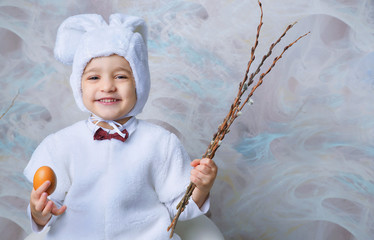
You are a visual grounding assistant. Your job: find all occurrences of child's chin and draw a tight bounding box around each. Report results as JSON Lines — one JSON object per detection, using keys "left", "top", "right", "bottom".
{"left": 97, "top": 114, "right": 128, "bottom": 121}
{"left": 98, "top": 116, "right": 118, "bottom": 121}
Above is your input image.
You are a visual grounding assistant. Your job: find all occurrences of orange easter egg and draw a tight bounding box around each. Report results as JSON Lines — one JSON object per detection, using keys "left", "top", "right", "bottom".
{"left": 33, "top": 166, "right": 57, "bottom": 195}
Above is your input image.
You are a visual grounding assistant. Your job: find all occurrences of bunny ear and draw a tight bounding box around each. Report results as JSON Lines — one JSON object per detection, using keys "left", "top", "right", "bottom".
{"left": 54, "top": 14, "right": 108, "bottom": 65}
{"left": 109, "top": 14, "right": 148, "bottom": 44}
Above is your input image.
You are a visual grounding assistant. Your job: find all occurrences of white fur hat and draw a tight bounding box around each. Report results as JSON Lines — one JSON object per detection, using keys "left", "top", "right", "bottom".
{"left": 54, "top": 13, "right": 150, "bottom": 118}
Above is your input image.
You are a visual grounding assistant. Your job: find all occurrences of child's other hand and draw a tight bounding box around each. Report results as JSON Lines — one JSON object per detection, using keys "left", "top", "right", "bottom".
{"left": 190, "top": 158, "right": 217, "bottom": 193}
{"left": 190, "top": 158, "right": 217, "bottom": 208}
{"left": 30, "top": 180, "right": 67, "bottom": 227}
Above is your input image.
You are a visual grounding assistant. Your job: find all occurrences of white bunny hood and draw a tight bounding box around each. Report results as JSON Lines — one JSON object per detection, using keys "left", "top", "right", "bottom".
{"left": 54, "top": 14, "right": 150, "bottom": 118}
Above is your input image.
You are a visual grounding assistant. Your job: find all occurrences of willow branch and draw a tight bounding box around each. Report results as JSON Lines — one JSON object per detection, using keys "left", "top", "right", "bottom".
{"left": 239, "top": 31, "right": 310, "bottom": 111}
{"left": 237, "top": 0, "right": 263, "bottom": 98}
{"left": 167, "top": 1, "right": 310, "bottom": 238}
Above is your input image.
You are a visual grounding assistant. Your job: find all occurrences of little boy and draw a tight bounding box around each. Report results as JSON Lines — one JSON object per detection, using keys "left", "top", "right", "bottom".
{"left": 24, "top": 14, "right": 217, "bottom": 240}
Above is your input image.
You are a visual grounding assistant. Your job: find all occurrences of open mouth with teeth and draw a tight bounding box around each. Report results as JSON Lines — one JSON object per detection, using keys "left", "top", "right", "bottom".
{"left": 97, "top": 98, "right": 120, "bottom": 104}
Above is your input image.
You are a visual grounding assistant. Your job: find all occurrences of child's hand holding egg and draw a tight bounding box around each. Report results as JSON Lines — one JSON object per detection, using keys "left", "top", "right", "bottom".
{"left": 29, "top": 166, "right": 66, "bottom": 227}
{"left": 33, "top": 166, "right": 57, "bottom": 195}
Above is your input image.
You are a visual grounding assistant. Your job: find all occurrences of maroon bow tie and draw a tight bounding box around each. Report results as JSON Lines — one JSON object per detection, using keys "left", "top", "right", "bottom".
{"left": 93, "top": 128, "right": 129, "bottom": 142}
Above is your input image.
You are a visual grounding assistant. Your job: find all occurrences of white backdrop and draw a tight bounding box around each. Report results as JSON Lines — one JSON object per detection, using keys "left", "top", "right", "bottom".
{"left": 1, "top": 0, "right": 374, "bottom": 239}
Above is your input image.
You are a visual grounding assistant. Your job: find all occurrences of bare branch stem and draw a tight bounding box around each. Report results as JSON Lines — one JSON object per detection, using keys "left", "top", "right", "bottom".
{"left": 0, "top": 91, "right": 20, "bottom": 120}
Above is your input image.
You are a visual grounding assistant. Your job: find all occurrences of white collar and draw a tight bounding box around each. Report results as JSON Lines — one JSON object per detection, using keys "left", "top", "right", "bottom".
{"left": 86, "top": 116, "right": 138, "bottom": 139}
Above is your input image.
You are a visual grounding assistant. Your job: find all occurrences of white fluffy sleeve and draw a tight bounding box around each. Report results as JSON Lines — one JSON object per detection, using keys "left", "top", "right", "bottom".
{"left": 24, "top": 134, "right": 72, "bottom": 203}
{"left": 154, "top": 132, "right": 210, "bottom": 220}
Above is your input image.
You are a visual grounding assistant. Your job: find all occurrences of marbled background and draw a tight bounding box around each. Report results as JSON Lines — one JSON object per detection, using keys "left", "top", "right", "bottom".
{"left": 1, "top": 0, "right": 374, "bottom": 239}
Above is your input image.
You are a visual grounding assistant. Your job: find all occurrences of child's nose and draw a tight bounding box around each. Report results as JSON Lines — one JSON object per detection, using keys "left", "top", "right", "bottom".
{"left": 101, "top": 78, "right": 116, "bottom": 92}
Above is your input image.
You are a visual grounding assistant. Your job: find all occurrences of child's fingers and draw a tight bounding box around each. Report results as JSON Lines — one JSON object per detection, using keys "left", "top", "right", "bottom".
{"left": 34, "top": 192, "right": 48, "bottom": 212}
{"left": 191, "top": 168, "right": 212, "bottom": 185}
{"left": 191, "top": 158, "right": 215, "bottom": 167}
{"left": 51, "top": 204, "right": 67, "bottom": 216}
{"left": 190, "top": 171, "right": 203, "bottom": 185}
{"left": 190, "top": 171, "right": 211, "bottom": 193}
{"left": 190, "top": 159, "right": 201, "bottom": 167}
{"left": 200, "top": 158, "right": 217, "bottom": 168}
{"left": 34, "top": 181, "right": 51, "bottom": 198}
{"left": 41, "top": 200, "right": 54, "bottom": 216}
{"left": 201, "top": 159, "right": 218, "bottom": 174}
{"left": 193, "top": 158, "right": 217, "bottom": 175}
{"left": 191, "top": 168, "right": 203, "bottom": 180}
{"left": 195, "top": 164, "right": 212, "bottom": 175}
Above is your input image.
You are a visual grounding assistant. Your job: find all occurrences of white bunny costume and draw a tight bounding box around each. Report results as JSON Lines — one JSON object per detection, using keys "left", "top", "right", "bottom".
{"left": 24, "top": 14, "right": 209, "bottom": 240}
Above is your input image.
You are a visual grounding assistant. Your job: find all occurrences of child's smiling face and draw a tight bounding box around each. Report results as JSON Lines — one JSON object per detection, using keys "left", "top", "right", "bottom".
{"left": 81, "top": 54, "right": 137, "bottom": 121}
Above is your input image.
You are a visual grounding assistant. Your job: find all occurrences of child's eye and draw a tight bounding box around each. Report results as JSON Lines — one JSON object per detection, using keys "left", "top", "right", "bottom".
{"left": 88, "top": 76, "right": 99, "bottom": 80}
{"left": 116, "top": 75, "right": 128, "bottom": 79}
